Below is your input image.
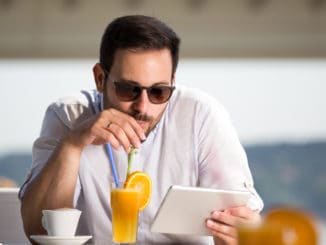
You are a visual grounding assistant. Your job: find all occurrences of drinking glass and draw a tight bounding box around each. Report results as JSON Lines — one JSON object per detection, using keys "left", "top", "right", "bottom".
{"left": 110, "top": 183, "right": 140, "bottom": 244}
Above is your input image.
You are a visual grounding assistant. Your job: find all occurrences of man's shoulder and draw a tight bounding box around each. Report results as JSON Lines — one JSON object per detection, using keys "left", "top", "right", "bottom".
{"left": 53, "top": 90, "right": 98, "bottom": 107}
{"left": 172, "top": 85, "right": 224, "bottom": 112}
{"left": 48, "top": 90, "right": 100, "bottom": 127}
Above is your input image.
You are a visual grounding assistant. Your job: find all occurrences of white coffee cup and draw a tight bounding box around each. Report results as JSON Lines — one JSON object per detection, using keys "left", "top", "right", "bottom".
{"left": 42, "top": 208, "right": 81, "bottom": 237}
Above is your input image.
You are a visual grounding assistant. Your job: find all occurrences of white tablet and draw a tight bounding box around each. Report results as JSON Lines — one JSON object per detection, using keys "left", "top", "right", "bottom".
{"left": 150, "top": 185, "right": 251, "bottom": 236}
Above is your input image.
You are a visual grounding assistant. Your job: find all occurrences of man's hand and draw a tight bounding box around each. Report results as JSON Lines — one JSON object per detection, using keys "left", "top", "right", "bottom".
{"left": 205, "top": 206, "right": 261, "bottom": 245}
{"left": 68, "top": 108, "right": 146, "bottom": 152}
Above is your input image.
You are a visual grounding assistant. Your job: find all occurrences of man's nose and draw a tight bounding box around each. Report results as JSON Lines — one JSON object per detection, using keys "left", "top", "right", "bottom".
{"left": 132, "top": 89, "right": 150, "bottom": 113}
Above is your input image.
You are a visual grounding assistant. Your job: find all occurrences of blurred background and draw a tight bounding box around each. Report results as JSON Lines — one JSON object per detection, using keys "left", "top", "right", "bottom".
{"left": 0, "top": 0, "right": 325, "bottom": 242}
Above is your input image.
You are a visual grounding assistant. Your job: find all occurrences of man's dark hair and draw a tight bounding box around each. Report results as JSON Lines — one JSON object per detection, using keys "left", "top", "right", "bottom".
{"left": 100, "top": 15, "right": 180, "bottom": 76}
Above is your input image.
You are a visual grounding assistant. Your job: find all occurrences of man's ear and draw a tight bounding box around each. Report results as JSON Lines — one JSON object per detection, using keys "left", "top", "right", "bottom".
{"left": 93, "top": 63, "right": 106, "bottom": 93}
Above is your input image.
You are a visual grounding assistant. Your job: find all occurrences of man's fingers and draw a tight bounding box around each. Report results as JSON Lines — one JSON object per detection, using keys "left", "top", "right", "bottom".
{"left": 213, "top": 233, "right": 237, "bottom": 245}
{"left": 102, "top": 110, "right": 146, "bottom": 149}
{"left": 122, "top": 117, "right": 146, "bottom": 142}
{"left": 206, "top": 219, "right": 238, "bottom": 238}
{"left": 109, "top": 110, "right": 146, "bottom": 141}
{"left": 206, "top": 218, "right": 238, "bottom": 245}
{"left": 210, "top": 207, "right": 261, "bottom": 228}
{"left": 102, "top": 124, "right": 131, "bottom": 152}
{"left": 226, "top": 206, "right": 253, "bottom": 219}
{"left": 210, "top": 211, "right": 239, "bottom": 227}
{"left": 97, "top": 128, "right": 120, "bottom": 150}
{"left": 207, "top": 207, "right": 262, "bottom": 245}
{"left": 225, "top": 207, "right": 262, "bottom": 225}
{"left": 78, "top": 108, "right": 148, "bottom": 151}
{"left": 112, "top": 121, "right": 142, "bottom": 148}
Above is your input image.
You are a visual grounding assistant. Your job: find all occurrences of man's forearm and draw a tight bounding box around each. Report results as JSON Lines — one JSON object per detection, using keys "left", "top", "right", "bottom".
{"left": 21, "top": 138, "right": 82, "bottom": 236}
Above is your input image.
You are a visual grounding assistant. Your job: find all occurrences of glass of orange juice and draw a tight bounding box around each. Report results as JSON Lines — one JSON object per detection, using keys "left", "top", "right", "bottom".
{"left": 110, "top": 183, "right": 140, "bottom": 244}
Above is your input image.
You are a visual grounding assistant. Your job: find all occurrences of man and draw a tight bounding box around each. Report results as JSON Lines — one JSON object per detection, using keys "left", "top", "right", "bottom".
{"left": 20, "top": 15, "right": 263, "bottom": 244}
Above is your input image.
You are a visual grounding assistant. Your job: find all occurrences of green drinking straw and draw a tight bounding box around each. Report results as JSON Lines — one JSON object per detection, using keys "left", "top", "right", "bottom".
{"left": 126, "top": 145, "right": 136, "bottom": 179}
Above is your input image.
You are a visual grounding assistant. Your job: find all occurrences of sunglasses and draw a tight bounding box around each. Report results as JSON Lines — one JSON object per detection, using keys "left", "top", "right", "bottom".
{"left": 101, "top": 64, "right": 175, "bottom": 104}
{"left": 113, "top": 81, "right": 175, "bottom": 104}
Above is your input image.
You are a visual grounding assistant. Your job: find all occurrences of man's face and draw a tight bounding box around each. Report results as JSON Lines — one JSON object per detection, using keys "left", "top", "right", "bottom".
{"left": 103, "top": 48, "right": 174, "bottom": 135}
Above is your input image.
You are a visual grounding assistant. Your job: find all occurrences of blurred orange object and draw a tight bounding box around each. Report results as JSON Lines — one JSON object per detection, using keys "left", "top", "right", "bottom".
{"left": 265, "top": 207, "right": 318, "bottom": 245}
{"left": 238, "top": 207, "right": 318, "bottom": 245}
{"left": 238, "top": 222, "right": 283, "bottom": 245}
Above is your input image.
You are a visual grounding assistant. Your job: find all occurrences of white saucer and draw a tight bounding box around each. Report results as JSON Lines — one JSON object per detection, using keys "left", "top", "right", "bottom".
{"left": 30, "top": 235, "right": 92, "bottom": 245}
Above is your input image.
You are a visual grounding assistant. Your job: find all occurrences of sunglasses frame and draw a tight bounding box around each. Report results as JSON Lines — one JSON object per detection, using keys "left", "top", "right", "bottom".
{"left": 101, "top": 64, "right": 175, "bottom": 104}
{"left": 113, "top": 81, "right": 175, "bottom": 104}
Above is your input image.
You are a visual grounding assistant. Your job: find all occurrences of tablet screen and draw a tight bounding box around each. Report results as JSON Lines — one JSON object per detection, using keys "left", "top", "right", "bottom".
{"left": 150, "top": 185, "right": 251, "bottom": 236}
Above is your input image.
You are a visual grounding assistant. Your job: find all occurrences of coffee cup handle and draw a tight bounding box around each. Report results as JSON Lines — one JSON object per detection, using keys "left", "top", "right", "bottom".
{"left": 41, "top": 215, "right": 47, "bottom": 231}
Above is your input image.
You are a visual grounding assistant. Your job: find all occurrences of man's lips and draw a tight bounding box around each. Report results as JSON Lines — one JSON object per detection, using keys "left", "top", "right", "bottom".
{"left": 136, "top": 120, "right": 148, "bottom": 129}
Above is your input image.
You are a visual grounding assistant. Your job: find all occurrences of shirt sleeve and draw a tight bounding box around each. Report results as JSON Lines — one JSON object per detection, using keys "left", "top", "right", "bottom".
{"left": 18, "top": 104, "right": 81, "bottom": 207}
{"left": 196, "top": 99, "right": 263, "bottom": 211}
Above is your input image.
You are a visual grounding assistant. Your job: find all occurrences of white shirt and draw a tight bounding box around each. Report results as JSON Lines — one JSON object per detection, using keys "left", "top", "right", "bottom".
{"left": 20, "top": 85, "right": 263, "bottom": 244}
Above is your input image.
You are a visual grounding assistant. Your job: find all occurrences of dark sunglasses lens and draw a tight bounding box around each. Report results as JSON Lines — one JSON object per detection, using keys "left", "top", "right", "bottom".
{"left": 115, "top": 83, "right": 140, "bottom": 101}
{"left": 148, "top": 86, "right": 173, "bottom": 104}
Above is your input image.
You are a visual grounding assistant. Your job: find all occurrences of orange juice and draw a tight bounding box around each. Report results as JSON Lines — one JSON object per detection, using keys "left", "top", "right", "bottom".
{"left": 111, "top": 188, "right": 140, "bottom": 243}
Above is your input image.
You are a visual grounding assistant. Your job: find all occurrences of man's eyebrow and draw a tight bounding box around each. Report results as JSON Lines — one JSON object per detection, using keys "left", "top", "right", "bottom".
{"left": 116, "top": 78, "right": 171, "bottom": 86}
{"left": 152, "top": 81, "right": 171, "bottom": 86}
{"left": 116, "top": 78, "right": 138, "bottom": 84}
